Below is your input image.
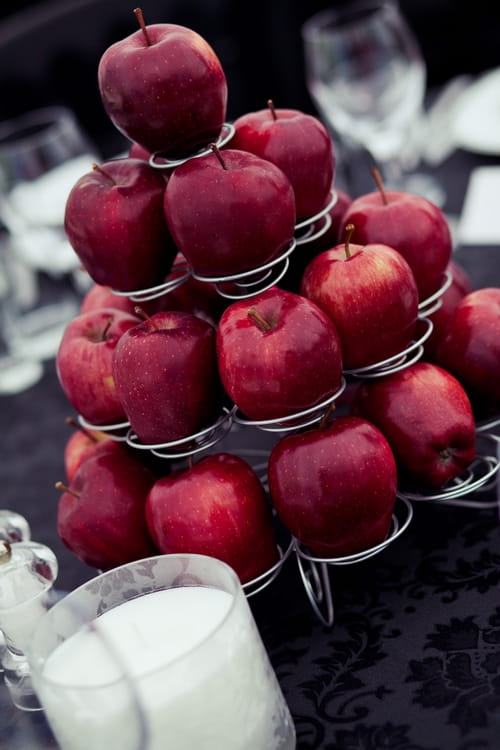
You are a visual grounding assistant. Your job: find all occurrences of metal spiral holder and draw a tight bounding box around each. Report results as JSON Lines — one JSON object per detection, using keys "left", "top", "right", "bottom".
{"left": 190, "top": 238, "right": 297, "bottom": 301}
{"left": 148, "top": 122, "right": 236, "bottom": 170}
{"left": 417, "top": 268, "right": 453, "bottom": 318}
{"left": 77, "top": 414, "right": 131, "bottom": 441}
{"left": 243, "top": 536, "right": 295, "bottom": 598}
{"left": 343, "top": 317, "right": 433, "bottom": 379}
{"left": 110, "top": 258, "right": 192, "bottom": 303}
{"left": 397, "top": 431, "right": 500, "bottom": 509}
{"left": 231, "top": 377, "right": 347, "bottom": 433}
{"left": 294, "top": 496, "right": 414, "bottom": 626}
{"left": 125, "top": 406, "right": 236, "bottom": 459}
{"left": 294, "top": 189, "right": 338, "bottom": 246}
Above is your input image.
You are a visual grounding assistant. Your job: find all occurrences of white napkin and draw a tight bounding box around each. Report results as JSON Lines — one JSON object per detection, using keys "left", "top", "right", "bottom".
{"left": 457, "top": 166, "right": 500, "bottom": 245}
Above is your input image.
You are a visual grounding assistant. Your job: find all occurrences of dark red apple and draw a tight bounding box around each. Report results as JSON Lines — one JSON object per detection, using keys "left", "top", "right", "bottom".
{"left": 56, "top": 308, "right": 140, "bottom": 426}
{"left": 267, "top": 416, "right": 397, "bottom": 557}
{"left": 230, "top": 100, "right": 335, "bottom": 219}
{"left": 300, "top": 226, "right": 419, "bottom": 369}
{"left": 64, "top": 158, "right": 176, "bottom": 292}
{"left": 434, "top": 287, "right": 500, "bottom": 418}
{"left": 63, "top": 418, "right": 113, "bottom": 483}
{"left": 146, "top": 452, "right": 279, "bottom": 583}
{"left": 341, "top": 171, "right": 452, "bottom": 301}
{"left": 98, "top": 10, "right": 227, "bottom": 157}
{"left": 163, "top": 147, "right": 296, "bottom": 278}
{"left": 56, "top": 446, "right": 158, "bottom": 570}
{"left": 423, "top": 260, "right": 473, "bottom": 361}
{"left": 351, "top": 361, "right": 477, "bottom": 488}
{"left": 113, "top": 310, "right": 222, "bottom": 445}
{"left": 216, "top": 286, "right": 343, "bottom": 420}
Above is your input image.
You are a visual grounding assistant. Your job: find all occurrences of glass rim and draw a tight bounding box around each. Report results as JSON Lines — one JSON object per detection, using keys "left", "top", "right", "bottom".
{"left": 0, "top": 105, "right": 79, "bottom": 151}
{"left": 27, "top": 553, "right": 243, "bottom": 691}
{"left": 302, "top": 0, "right": 399, "bottom": 40}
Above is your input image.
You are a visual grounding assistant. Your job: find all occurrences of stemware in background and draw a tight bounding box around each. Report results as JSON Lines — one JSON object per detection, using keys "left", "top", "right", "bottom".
{"left": 301, "top": 0, "right": 444, "bottom": 203}
{"left": 0, "top": 106, "right": 99, "bottom": 393}
{"left": 27, "top": 553, "right": 296, "bottom": 750}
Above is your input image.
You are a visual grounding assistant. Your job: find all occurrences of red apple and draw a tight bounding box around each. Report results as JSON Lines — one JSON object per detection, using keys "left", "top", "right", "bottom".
{"left": 65, "top": 158, "right": 176, "bottom": 293}
{"left": 267, "top": 416, "right": 397, "bottom": 557}
{"left": 56, "top": 446, "right": 158, "bottom": 570}
{"left": 423, "top": 260, "right": 473, "bottom": 361}
{"left": 351, "top": 361, "right": 477, "bottom": 488}
{"left": 230, "top": 101, "right": 335, "bottom": 219}
{"left": 146, "top": 453, "right": 279, "bottom": 583}
{"left": 112, "top": 310, "right": 222, "bottom": 445}
{"left": 300, "top": 227, "right": 419, "bottom": 370}
{"left": 56, "top": 308, "right": 140, "bottom": 426}
{"left": 434, "top": 287, "right": 500, "bottom": 418}
{"left": 98, "top": 10, "right": 227, "bottom": 157}
{"left": 216, "top": 286, "right": 343, "bottom": 420}
{"left": 63, "top": 418, "right": 114, "bottom": 483}
{"left": 163, "top": 147, "right": 296, "bottom": 278}
{"left": 341, "top": 173, "right": 452, "bottom": 301}
{"left": 80, "top": 282, "right": 165, "bottom": 318}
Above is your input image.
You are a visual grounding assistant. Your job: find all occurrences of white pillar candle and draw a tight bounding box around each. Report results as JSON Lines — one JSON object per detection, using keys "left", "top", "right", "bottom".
{"left": 34, "top": 585, "right": 295, "bottom": 750}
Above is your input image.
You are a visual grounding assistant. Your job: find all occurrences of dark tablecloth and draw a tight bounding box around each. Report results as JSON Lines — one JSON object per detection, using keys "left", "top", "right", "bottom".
{"left": 2, "top": 145, "right": 500, "bottom": 749}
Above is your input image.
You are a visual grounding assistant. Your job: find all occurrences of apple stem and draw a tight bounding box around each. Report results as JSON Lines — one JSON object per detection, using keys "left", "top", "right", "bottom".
{"left": 210, "top": 143, "right": 227, "bottom": 169}
{"left": 267, "top": 99, "right": 277, "bottom": 121}
{"left": 319, "top": 403, "right": 336, "bottom": 429}
{"left": 65, "top": 416, "right": 98, "bottom": 443}
{"left": 92, "top": 163, "right": 116, "bottom": 185}
{"left": 55, "top": 481, "right": 80, "bottom": 499}
{"left": 133, "top": 8, "right": 152, "bottom": 46}
{"left": 371, "top": 167, "right": 388, "bottom": 205}
{"left": 343, "top": 223, "right": 355, "bottom": 259}
{"left": 248, "top": 307, "right": 272, "bottom": 332}
{"left": 102, "top": 316, "right": 114, "bottom": 339}
{"left": 134, "top": 306, "right": 159, "bottom": 330}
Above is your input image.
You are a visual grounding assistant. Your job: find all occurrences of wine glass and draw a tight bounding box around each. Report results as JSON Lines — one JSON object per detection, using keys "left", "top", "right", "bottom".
{"left": 0, "top": 106, "right": 99, "bottom": 394}
{"left": 301, "top": 0, "right": 444, "bottom": 203}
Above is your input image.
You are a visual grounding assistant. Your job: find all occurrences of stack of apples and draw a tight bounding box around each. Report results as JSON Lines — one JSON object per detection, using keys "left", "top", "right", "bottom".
{"left": 54, "top": 9, "right": 499, "bottom": 580}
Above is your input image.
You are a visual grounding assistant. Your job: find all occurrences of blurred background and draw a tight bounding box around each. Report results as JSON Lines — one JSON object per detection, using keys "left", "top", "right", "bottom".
{"left": 1, "top": 0, "right": 499, "bottom": 159}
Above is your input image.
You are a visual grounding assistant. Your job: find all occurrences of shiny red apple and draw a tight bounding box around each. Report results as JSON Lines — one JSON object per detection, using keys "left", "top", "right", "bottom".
{"left": 64, "top": 158, "right": 176, "bottom": 292}
{"left": 230, "top": 100, "right": 335, "bottom": 219}
{"left": 56, "top": 308, "right": 140, "bottom": 426}
{"left": 351, "top": 361, "right": 477, "bottom": 488}
{"left": 163, "top": 147, "right": 296, "bottom": 278}
{"left": 113, "top": 310, "right": 222, "bottom": 445}
{"left": 300, "top": 226, "right": 419, "bottom": 369}
{"left": 98, "top": 10, "right": 227, "bottom": 157}
{"left": 267, "top": 416, "right": 397, "bottom": 557}
{"left": 56, "top": 445, "right": 158, "bottom": 570}
{"left": 434, "top": 287, "right": 500, "bottom": 418}
{"left": 146, "top": 453, "right": 279, "bottom": 583}
{"left": 216, "top": 286, "right": 343, "bottom": 420}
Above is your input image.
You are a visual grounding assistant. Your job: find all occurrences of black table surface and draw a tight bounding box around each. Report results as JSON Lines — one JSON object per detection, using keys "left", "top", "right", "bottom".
{"left": 2, "top": 144, "right": 500, "bottom": 750}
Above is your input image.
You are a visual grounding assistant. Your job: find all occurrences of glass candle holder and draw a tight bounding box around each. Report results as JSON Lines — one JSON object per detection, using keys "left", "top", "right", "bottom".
{"left": 0, "top": 539, "right": 58, "bottom": 710}
{"left": 27, "top": 553, "right": 296, "bottom": 750}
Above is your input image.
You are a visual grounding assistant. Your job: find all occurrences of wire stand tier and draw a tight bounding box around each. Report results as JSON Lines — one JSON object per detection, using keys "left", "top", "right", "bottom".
{"left": 243, "top": 537, "right": 295, "bottom": 598}
{"left": 417, "top": 270, "right": 453, "bottom": 318}
{"left": 77, "top": 415, "right": 131, "bottom": 442}
{"left": 397, "top": 432, "right": 500, "bottom": 509}
{"left": 231, "top": 378, "right": 347, "bottom": 434}
{"left": 343, "top": 317, "right": 433, "bottom": 380}
{"left": 294, "top": 496, "right": 413, "bottom": 626}
{"left": 125, "top": 406, "right": 236, "bottom": 460}
{"left": 148, "top": 122, "right": 235, "bottom": 170}
{"left": 110, "top": 260, "right": 192, "bottom": 303}
{"left": 294, "top": 189, "right": 338, "bottom": 246}
{"left": 191, "top": 239, "right": 297, "bottom": 300}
